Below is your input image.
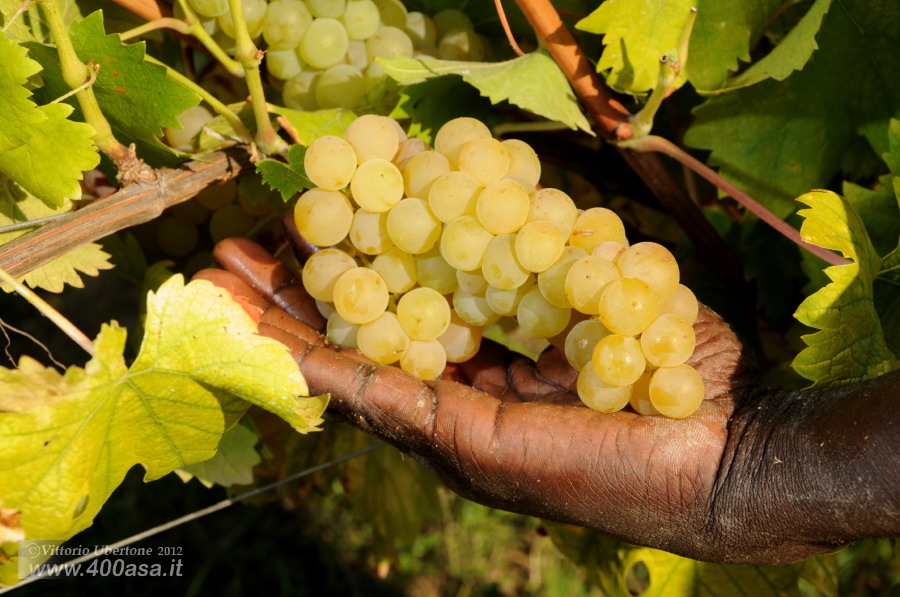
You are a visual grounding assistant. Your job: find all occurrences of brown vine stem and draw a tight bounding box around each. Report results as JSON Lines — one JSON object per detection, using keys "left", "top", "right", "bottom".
{"left": 626, "top": 136, "right": 850, "bottom": 266}
{"left": 513, "top": 0, "right": 745, "bottom": 288}
{"left": 494, "top": 0, "right": 526, "bottom": 57}
{"left": 0, "top": 150, "right": 253, "bottom": 279}
{"left": 110, "top": 0, "right": 168, "bottom": 21}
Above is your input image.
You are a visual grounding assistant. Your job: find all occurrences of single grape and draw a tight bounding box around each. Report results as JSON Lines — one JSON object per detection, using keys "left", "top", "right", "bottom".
{"left": 438, "top": 28, "right": 485, "bottom": 61}
{"left": 515, "top": 220, "right": 567, "bottom": 273}
{"left": 569, "top": 207, "right": 628, "bottom": 253}
{"left": 415, "top": 245, "right": 459, "bottom": 295}
{"left": 564, "top": 255, "right": 620, "bottom": 315}
{"left": 393, "top": 137, "right": 429, "bottom": 170}
{"left": 357, "top": 312, "right": 410, "bottom": 364}
{"left": 304, "top": 135, "right": 357, "bottom": 190}
{"left": 217, "top": 0, "right": 267, "bottom": 38}
{"left": 517, "top": 287, "right": 571, "bottom": 339}
{"left": 164, "top": 105, "right": 214, "bottom": 151}
{"left": 306, "top": 0, "right": 348, "bottom": 18}
{"left": 564, "top": 319, "right": 612, "bottom": 370}
{"left": 386, "top": 198, "right": 442, "bottom": 254}
{"left": 372, "top": 0, "right": 408, "bottom": 28}
{"left": 452, "top": 290, "right": 501, "bottom": 327}
{"left": 640, "top": 314, "right": 696, "bottom": 368}
{"left": 326, "top": 311, "right": 360, "bottom": 348}
{"left": 502, "top": 139, "right": 541, "bottom": 189}
{"left": 298, "top": 18, "right": 349, "bottom": 70}
{"left": 629, "top": 370, "right": 660, "bottom": 416}
{"left": 537, "top": 246, "right": 588, "bottom": 308}
{"left": 576, "top": 364, "right": 632, "bottom": 413}
{"left": 365, "top": 25, "right": 414, "bottom": 62}
{"left": 332, "top": 267, "right": 389, "bottom": 324}
{"left": 315, "top": 64, "right": 365, "bottom": 109}
{"left": 405, "top": 11, "right": 437, "bottom": 46}
{"left": 316, "top": 300, "right": 336, "bottom": 319}
{"left": 592, "top": 241, "right": 625, "bottom": 263}
{"left": 282, "top": 70, "right": 320, "bottom": 111}
{"left": 658, "top": 283, "right": 699, "bottom": 324}
{"left": 440, "top": 215, "right": 494, "bottom": 272}
{"left": 648, "top": 365, "right": 705, "bottom": 419}
{"left": 485, "top": 275, "right": 534, "bottom": 316}
{"left": 400, "top": 339, "right": 447, "bottom": 380}
{"left": 196, "top": 180, "right": 237, "bottom": 210}
{"left": 456, "top": 268, "right": 488, "bottom": 295}
{"left": 591, "top": 334, "right": 645, "bottom": 387}
{"left": 156, "top": 216, "right": 199, "bottom": 257}
{"left": 597, "top": 278, "right": 659, "bottom": 336}
{"left": 345, "top": 39, "right": 369, "bottom": 71}
{"left": 432, "top": 9, "right": 473, "bottom": 38}
{"left": 301, "top": 248, "right": 358, "bottom": 302}
{"left": 397, "top": 287, "right": 452, "bottom": 341}
{"left": 344, "top": 114, "right": 401, "bottom": 163}
{"left": 438, "top": 311, "right": 482, "bottom": 362}
{"left": 371, "top": 247, "right": 417, "bottom": 293}
{"left": 293, "top": 188, "right": 354, "bottom": 247}
{"left": 349, "top": 208, "right": 393, "bottom": 255}
{"left": 188, "top": 0, "right": 228, "bottom": 19}
{"left": 616, "top": 241, "right": 680, "bottom": 302}
{"left": 434, "top": 117, "right": 491, "bottom": 166}
{"left": 475, "top": 179, "right": 530, "bottom": 235}
{"left": 341, "top": 0, "right": 381, "bottom": 39}
{"left": 209, "top": 203, "right": 254, "bottom": 243}
{"left": 266, "top": 48, "right": 302, "bottom": 81}
{"left": 350, "top": 158, "right": 405, "bottom": 212}
{"left": 170, "top": 198, "right": 208, "bottom": 225}
{"left": 527, "top": 188, "right": 577, "bottom": 237}
{"left": 263, "top": 0, "right": 312, "bottom": 49}
{"left": 403, "top": 151, "right": 451, "bottom": 199}
{"left": 428, "top": 171, "right": 482, "bottom": 223}
{"left": 457, "top": 138, "right": 510, "bottom": 186}
{"left": 481, "top": 234, "right": 530, "bottom": 290}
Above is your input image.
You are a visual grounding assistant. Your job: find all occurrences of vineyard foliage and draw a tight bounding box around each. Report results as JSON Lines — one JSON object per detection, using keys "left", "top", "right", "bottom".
{"left": 0, "top": 0, "right": 898, "bottom": 593}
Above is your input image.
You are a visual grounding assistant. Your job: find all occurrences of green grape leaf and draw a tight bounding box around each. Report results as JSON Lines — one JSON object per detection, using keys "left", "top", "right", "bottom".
{"left": 843, "top": 175, "right": 900, "bottom": 257}
{"left": 256, "top": 144, "right": 312, "bottom": 201}
{"left": 799, "top": 554, "right": 840, "bottom": 597}
{"left": 709, "top": 0, "right": 833, "bottom": 93}
{"left": 0, "top": 275, "right": 327, "bottom": 585}
{"left": 268, "top": 106, "right": 357, "bottom": 145}
{"left": 379, "top": 51, "right": 592, "bottom": 133}
{"left": 792, "top": 190, "right": 899, "bottom": 387}
{"left": 684, "top": 0, "right": 900, "bottom": 218}
{"left": 390, "top": 76, "right": 492, "bottom": 144}
{"left": 27, "top": 11, "right": 200, "bottom": 167}
{"left": 0, "top": 0, "right": 82, "bottom": 42}
{"left": 0, "top": 184, "right": 112, "bottom": 292}
{"left": 0, "top": 37, "right": 45, "bottom": 154}
{"left": 178, "top": 423, "right": 262, "bottom": 488}
{"left": 874, "top": 247, "right": 900, "bottom": 357}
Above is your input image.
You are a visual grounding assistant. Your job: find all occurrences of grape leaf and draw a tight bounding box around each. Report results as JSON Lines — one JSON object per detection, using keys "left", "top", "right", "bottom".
{"left": 684, "top": 0, "right": 900, "bottom": 218}
{"left": 256, "top": 144, "right": 312, "bottom": 200}
{"left": 379, "top": 51, "right": 592, "bottom": 133}
{"left": 177, "top": 423, "right": 262, "bottom": 488}
{"left": 0, "top": 37, "right": 45, "bottom": 154}
{"left": 0, "top": 275, "right": 327, "bottom": 585}
{"left": 268, "top": 106, "right": 357, "bottom": 145}
{"left": 0, "top": 183, "right": 112, "bottom": 292}
{"left": 390, "top": 75, "right": 492, "bottom": 144}
{"left": 27, "top": 11, "right": 200, "bottom": 167}
{"left": 792, "top": 190, "right": 898, "bottom": 388}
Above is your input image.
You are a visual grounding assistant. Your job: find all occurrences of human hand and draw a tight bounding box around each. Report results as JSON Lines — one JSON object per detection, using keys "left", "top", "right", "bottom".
{"left": 198, "top": 236, "right": 898, "bottom": 565}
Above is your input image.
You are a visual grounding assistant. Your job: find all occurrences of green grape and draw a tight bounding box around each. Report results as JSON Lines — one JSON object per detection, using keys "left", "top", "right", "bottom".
{"left": 517, "top": 287, "right": 571, "bottom": 339}
{"left": 616, "top": 241, "right": 680, "bottom": 302}
{"left": 350, "top": 158, "right": 405, "bottom": 212}
{"left": 397, "top": 287, "right": 452, "bottom": 341}
{"left": 405, "top": 11, "right": 437, "bottom": 46}
{"left": 629, "top": 370, "right": 660, "bottom": 415}
{"left": 196, "top": 180, "right": 237, "bottom": 210}
{"left": 475, "top": 179, "right": 530, "bottom": 235}
{"left": 591, "top": 334, "right": 645, "bottom": 387}
{"left": 452, "top": 290, "right": 501, "bottom": 327}
{"left": 156, "top": 216, "right": 199, "bottom": 257}
{"left": 263, "top": 0, "right": 313, "bottom": 49}
{"left": 301, "top": 248, "right": 358, "bottom": 302}
{"left": 457, "top": 138, "right": 509, "bottom": 185}
{"left": 393, "top": 137, "right": 429, "bottom": 170}
{"left": 485, "top": 275, "right": 534, "bottom": 316}
{"left": 218, "top": 0, "right": 267, "bottom": 38}
{"left": 298, "top": 18, "right": 349, "bottom": 70}
{"left": 515, "top": 220, "right": 566, "bottom": 273}
{"left": 293, "top": 188, "right": 354, "bottom": 247}
{"left": 438, "top": 311, "right": 482, "bottom": 362}
{"left": 434, "top": 117, "right": 491, "bottom": 166}
{"left": 341, "top": 0, "right": 381, "bottom": 40}
{"left": 315, "top": 64, "right": 365, "bottom": 108}
{"left": 345, "top": 114, "right": 401, "bottom": 163}
{"left": 238, "top": 172, "right": 281, "bottom": 216}
{"left": 564, "top": 319, "right": 612, "bottom": 370}
{"left": 432, "top": 8, "right": 473, "bottom": 38}
{"left": 387, "top": 198, "right": 441, "bottom": 254}
{"left": 438, "top": 28, "right": 485, "bottom": 61}
{"left": 358, "top": 312, "right": 410, "bottom": 364}
{"left": 502, "top": 139, "right": 541, "bottom": 189}
{"left": 266, "top": 48, "right": 302, "bottom": 81}
{"left": 372, "top": 247, "right": 417, "bottom": 293}
{"left": 326, "top": 311, "right": 360, "bottom": 347}
{"left": 171, "top": 199, "right": 209, "bottom": 225}
{"left": 415, "top": 246, "right": 459, "bottom": 295}
{"left": 188, "top": 0, "right": 229, "bottom": 19}
{"left": 372, "top": 0, "right": 408, "bottom": 28}
{"left": 592, "top": 240, "right": 626, "bottom": 263}
{"left": 564, "top": 255, "right": 620, "bottom": 315}
{"left": 316, "top": 299, "right": 336, "bottom": 319}
{"left": 282, "top": 70, "right": 320, "bottom": 111}
{"left": 456, "top": 268, "right": 488, "bottom": 295}
{"left": 576, "top": 364, "right": 632, "bottom": 413}
{"left": 527, "top": 188, "right": 577, "bottom": 237}
{"left": 306, "top": 0, "right": 347, "bottom": 18}
{"left": 164, "top": 105, "right": 214, "bottom": 151}
{"left": 640, "top": 313, "right": 696, "bottom": 368}
{"left": 439, "top": 215, "right": 493, "bottom": 272}
{"left": 481, "top": 234, "right": 529, "bottom": 290}
{"left": 569, "top": 207, "right": 628, "bottom": 253}
{"left": 428, "top": 171, "right": 482, "bottom": 223}
{"left": 648, "top": 365, "right": 705, "bottom": 419}
{"left": 400, "top": 339, "right": 447, "bottom": 380}
{"left": 345, "top": 39, "right": 369, "bottom": 70}
{"left": 332, "top": 267, "right": 389, "bottom": 324}
{"left": 659, "top": 283, "right": 699, "bottom": 324}
{"left": 349, "top": 208, "right": 393, "bottom": 255}
{"left": 209, "top": 203, "right": 254, "bottom": 243}
{"left": 537, "top": 246, "right": 588, "bottom": 308}
{"left": 304, "top": 135, "right": 357, "bottom": 190}
{"left": 403, "top": 151, "right": 451, "bottom": 199}
{"left": 597, "top": 278, "right": 660, "bottom": 336}
{"left": 363, "top": 60, "right": 389, "bottom": 90}
{"left": 365, "top": 25, "right": 414, "bottom": 62}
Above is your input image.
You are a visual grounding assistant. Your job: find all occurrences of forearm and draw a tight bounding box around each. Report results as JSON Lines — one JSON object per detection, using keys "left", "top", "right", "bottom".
{"left": 710, "top": 372, "right": 900, "bottom": 563}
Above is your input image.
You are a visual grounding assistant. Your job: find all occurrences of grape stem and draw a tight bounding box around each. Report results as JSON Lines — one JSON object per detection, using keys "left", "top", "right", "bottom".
{"left": 172, "top": 0, "right": 245, "bottom": 77}
{"left": 493, "top": 0, "right": 526, "bottom": 57}
{"left": 0, "top": 267, "right": 94, "bottom": 356}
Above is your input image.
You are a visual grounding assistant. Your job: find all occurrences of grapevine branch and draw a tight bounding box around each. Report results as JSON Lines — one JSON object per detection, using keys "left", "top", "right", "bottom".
{"left": 0, "top": 150, "right": 252, "bottom": 279}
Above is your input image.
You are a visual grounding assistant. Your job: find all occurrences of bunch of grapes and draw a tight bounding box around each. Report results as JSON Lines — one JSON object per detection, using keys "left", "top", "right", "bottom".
{"left": 185, "top": 0, "right": 486, "bottom": 110}
{"left": 294, "top": 114, "right": 707, "bottom": 419}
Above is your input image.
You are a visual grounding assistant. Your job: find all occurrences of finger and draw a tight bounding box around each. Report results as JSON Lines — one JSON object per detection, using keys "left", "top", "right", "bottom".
{"left": 213, "top": 237, "right": 326, "bottom": 331}
{"left": 690, "top": 304, "right": 755, "bottom": 404}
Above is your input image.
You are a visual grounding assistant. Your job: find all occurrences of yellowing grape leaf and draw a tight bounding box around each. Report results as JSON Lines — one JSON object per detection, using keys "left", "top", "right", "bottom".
{"left": 379, "top": 51, "right": 592, "bottom": 133}
{"left": 269, "top": 106, "right": 357, "bottom": 145}
{"left": 177, "top": 423, "right": 262, "bottom": 488}
{"left": 0, "top": 183, "right": 112, "bottom": 292}
{"left": 792, "top": 190, "right": 899, "bottom": 388}
{"left": 28, "top": 11, "right": 199, "bottom": 167}
{"left": 0, "top": 276, "right": 326, "bottom": 585}
{"left": 256, "top": 144, "right": 312, "bottom": 201}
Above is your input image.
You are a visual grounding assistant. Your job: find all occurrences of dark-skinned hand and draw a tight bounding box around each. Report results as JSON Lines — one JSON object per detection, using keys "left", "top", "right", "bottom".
{"left": 196, "top": 236, "right": 899, "bottom": 566}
